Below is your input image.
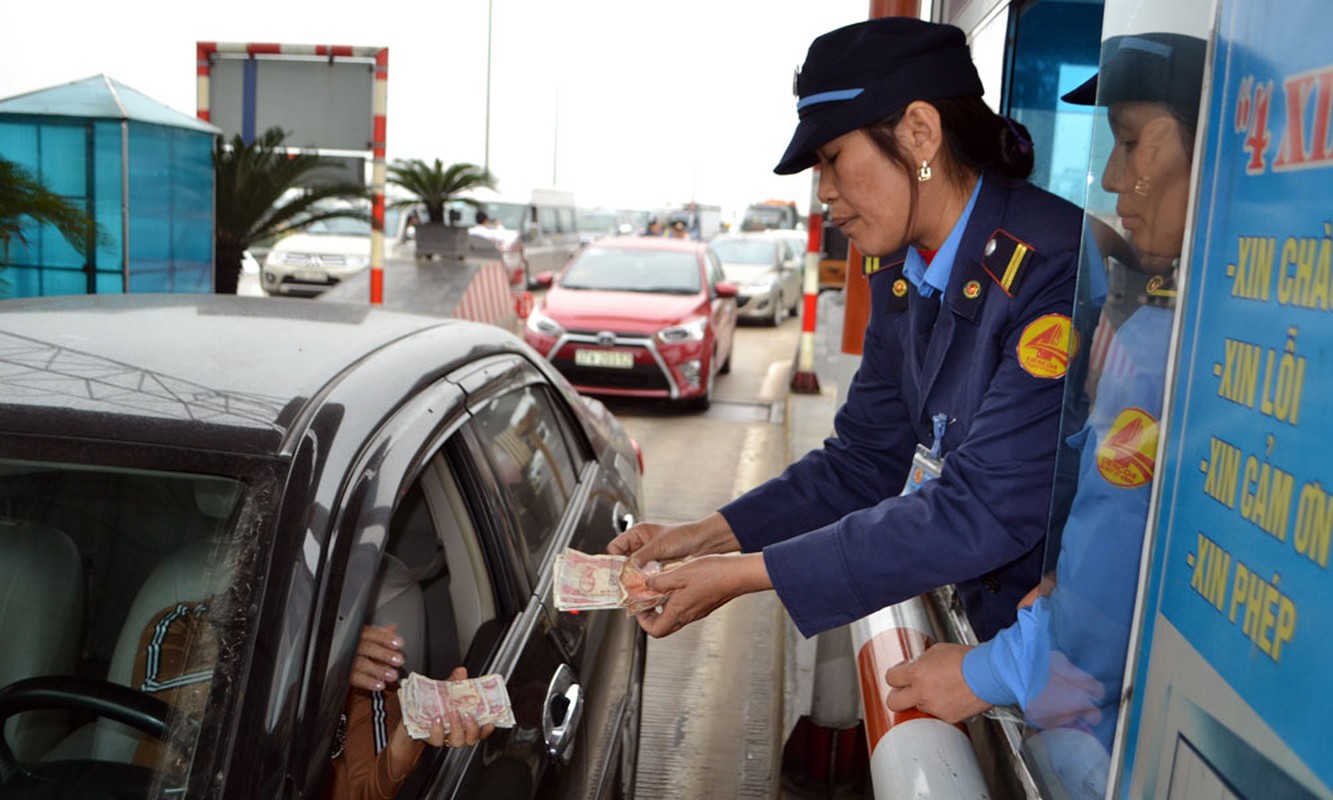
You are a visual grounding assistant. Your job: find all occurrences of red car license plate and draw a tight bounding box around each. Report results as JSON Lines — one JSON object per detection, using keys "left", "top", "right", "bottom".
{"left": 574, "top": 349, "right": 633, "bottom": 369}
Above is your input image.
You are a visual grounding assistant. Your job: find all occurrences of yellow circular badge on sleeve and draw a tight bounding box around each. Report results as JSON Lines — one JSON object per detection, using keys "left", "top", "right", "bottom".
{"left": 1016, "top": 313, "right": 1075, "bottom": 378}
{"left": 1096, "top": 407, "right": 1159, "bottom": 488}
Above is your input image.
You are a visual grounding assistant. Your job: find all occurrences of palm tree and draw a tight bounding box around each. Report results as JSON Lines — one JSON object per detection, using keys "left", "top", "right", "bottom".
{"left": 214, "top": 127, "right": 367, "bottom": 294}
{"left": 386, "top": 159, "right": 496, "bottom": 224}
{"left": 0, "top": 158, "right": 102, "bottom": 289}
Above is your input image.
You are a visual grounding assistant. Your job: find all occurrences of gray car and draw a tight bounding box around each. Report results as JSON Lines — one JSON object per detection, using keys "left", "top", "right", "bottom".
{"left": 0, "top": 295, "right": 645, "bottom": 799}
{"left": 708, "top": 234, "right": 803, "bottom": 326}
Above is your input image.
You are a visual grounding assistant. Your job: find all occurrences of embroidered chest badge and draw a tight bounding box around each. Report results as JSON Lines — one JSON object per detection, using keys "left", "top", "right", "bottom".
{"left": 1016, "top": 313, "right": 1076, "bottom": 378}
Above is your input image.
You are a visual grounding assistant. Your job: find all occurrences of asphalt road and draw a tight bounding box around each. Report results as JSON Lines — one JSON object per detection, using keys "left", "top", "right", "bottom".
{"left": 597, "top": 315, "right": 806, "bottom": 800}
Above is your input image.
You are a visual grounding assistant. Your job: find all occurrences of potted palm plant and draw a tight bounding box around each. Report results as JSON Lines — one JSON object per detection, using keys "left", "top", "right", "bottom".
{"left": 386, "top": 159, "right": 497, "bottom": 260}
{"left": 213, "top": 127, "right": 367, "bottom": 294}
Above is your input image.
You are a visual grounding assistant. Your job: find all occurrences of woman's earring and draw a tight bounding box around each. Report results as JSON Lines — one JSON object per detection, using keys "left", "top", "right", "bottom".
{"left": 917, "top": 160, "right": 933, "bottom": 183}
{"left": 1134, "top": 175, "right": 1150, "bottom": 196}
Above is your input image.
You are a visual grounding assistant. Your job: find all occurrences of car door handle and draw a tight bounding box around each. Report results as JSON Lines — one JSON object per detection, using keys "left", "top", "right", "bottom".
{"left": 613, "top": 501, "right": 636, "bottom": 533}
{"left": 543, "top": 663, "right": 584, "bottom": 764}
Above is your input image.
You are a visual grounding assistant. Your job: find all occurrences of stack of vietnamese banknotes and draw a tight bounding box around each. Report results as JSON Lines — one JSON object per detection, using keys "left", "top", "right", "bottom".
{"left": 398, "top": 672, "right": 516, "bottom": 740}
{"left": 553, "top": 548, "right": 674, "bottom": 615}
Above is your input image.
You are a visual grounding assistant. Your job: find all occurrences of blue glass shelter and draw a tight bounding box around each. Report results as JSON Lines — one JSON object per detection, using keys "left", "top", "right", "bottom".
{"left": 0, "top": 75, "right": 219, "bottom": 297}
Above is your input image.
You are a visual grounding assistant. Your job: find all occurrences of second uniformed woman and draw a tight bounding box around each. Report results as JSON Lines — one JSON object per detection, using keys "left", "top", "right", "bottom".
{"left": 610, "top": 17, "right": 1083, "bottom": 643}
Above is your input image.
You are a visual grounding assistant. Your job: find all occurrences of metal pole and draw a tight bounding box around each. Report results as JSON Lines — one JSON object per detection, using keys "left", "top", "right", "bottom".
{"left": 790, "top": 166, "right": 822, "bottom": 393}
{"left": 484, "top": 0, "right": 493, "bottom": 174}
{"left": 791, "top": 5, "right": 924, "bottom": 794}
{"left": 370, "top": 47, "right": 389, "bottom": 305}
{"left": 841, "top": 1, "right": 922, "bottom": 351}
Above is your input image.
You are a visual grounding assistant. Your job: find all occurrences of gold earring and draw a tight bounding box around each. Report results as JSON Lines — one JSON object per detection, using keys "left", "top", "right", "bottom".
{"left": 1134, "top": 175, "right": 1150, "bottom": 196}
{"left": 917, "top": 160, "right": 932, "bottom": 182}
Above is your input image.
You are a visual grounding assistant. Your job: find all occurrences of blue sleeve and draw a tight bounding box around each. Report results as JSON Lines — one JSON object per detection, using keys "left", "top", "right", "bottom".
{"left": 763, "top": 245, "right": 1078, "bottom": 638}
{"left": 963, "top": 597, "right": 1052, "bottom": 708}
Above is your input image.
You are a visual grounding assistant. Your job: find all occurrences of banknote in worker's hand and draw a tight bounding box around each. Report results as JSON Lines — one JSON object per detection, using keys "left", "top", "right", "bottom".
{"left": 397, "top": 672, "right": 515, "bottom": 741}
{"left": 553, "top": 548, "right": 673, "bottom": 615}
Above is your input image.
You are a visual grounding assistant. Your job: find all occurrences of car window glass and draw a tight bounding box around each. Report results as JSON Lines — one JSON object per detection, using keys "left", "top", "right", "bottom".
{"left": 469, "top": 385, "right": 579, "bottom": 580}
{"left": 0, "top": 458, "right": 245, "bottom": 791}
{"left": 377, "top": 467, "right": 493, "bottom": 680}
{"left": 707, "top": 249, "right": 726, "bottom": 288}
{"left": 557, "top": 207, "right": 575, "bottom": 234}
{"left": 537, "top": 206, "right": 558, "bottom": 236}
{"left": 561, "top": 246, "right": 702, "bottom": 294}
{"left": 711, "top": 238, "right": 776, "bottom": 265}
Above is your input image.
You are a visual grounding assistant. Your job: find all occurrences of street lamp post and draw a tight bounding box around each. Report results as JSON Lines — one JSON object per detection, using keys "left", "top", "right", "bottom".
{"left": 484, "top": 0, "right": 493, "bottom": 173}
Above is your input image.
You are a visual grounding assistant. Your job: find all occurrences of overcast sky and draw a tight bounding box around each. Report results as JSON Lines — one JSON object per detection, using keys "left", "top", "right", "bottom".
{"left": 0, "top": 0, "right": 874, "bottom": 219}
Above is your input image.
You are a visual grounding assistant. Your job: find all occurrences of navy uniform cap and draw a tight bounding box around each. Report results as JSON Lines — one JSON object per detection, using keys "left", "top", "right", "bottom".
{"left": 1062, "top": 33, "right": 1207, "bottom": 127}
{"left": 774, "top": 17, "right": 984, "bottom": 175}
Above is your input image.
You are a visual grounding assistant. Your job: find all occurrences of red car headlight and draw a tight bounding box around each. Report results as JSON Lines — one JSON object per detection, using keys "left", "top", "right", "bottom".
{"left": 657, "top": 316, "right": 707, "bottom": 344}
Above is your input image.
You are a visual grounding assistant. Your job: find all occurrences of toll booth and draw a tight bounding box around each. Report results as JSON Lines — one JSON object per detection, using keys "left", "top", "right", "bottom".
{"left": 0, "top": 76, "right": 218, "bottom": 297}
{"left": 839, "top": 1, "right": 1333, "bottom": 799}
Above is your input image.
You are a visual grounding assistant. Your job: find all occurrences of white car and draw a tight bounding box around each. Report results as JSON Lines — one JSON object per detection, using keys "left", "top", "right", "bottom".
{"left": 262, "top": 216, "right": 371, "bottom": 298}
{"left": 709, "top": 233, "right": 804, "bottom": 326}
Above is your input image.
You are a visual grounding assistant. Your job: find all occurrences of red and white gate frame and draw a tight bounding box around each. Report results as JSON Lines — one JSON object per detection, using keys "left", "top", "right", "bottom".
{"left": 196, "top": 42, "right": 389, "bottom": 305}
{"left": 851, "top": 597, "right": 991, "bottom": 798}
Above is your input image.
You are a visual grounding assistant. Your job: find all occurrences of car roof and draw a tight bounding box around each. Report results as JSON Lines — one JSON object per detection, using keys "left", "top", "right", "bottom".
{"left": 583, "top": 237, "right": 706, "bottom": 253}
{"left": 0, "top": 294, "right": 509, "bottom": 457}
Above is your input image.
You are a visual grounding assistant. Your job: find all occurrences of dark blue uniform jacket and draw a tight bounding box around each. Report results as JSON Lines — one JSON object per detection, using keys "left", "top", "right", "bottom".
{"left": 721, "top": 174, "right": 1082, "bottom": 641}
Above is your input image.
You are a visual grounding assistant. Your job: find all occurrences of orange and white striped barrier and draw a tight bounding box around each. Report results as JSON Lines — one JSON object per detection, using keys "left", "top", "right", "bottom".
{"left": 851, "top": 598, "right": 990, "bottom": 799}
{"left": 791, "top": 166, "right": 822, "bottom": 394}
{"left": 453, "top": 260, "right": 518, "bottom": 329}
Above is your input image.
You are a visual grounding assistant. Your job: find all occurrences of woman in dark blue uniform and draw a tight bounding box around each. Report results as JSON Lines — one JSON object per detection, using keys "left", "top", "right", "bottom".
{"left": 882, "top": 32, "right": 1208, "bottom": 800}
{"left": 610, "top": 17, "right": 1083, "bottom": 643}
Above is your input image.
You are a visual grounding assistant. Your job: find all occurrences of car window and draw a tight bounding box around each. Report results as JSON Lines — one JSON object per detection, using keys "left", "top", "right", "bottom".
{"left": 380, "top": 455, "right": 500, "bottom": 678}
{"left": 560, "top": 247, "right": 702, "bottom": 294}
{"left": 556, "top": 207, "right": 575, "bottom": 234}
{"left": 707, "top": 249, "right": 726, "bottom": 288}
{"left": 537, "top": 206, "right": 559, "bottom": 236}
{"left": 0, "top": 458, "right": 245, "bottom": 791}
{"left": 469, "top": 384, "right": 580, "bottom": 581}
{"left": 711, "top": 238, "right": 777, "bottom": 265}
{"left": 306, "top": 216, "right": 371, "bottom": 236}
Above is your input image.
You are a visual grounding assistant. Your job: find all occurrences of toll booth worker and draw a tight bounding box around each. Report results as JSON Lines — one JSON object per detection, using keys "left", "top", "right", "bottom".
{"left": 882, "top": 33, "right": 1207, "bottom": 800}
{"left": 609, "top": 18, "right": 1082, "bottom": 644}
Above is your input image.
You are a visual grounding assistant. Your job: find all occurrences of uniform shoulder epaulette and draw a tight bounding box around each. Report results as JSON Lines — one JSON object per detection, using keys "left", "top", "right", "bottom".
{"left": 864, "top": 255, "right": 909, "bottom": 312}
{"left": 980, "top": 229, "right": 1037, "bottom": 297}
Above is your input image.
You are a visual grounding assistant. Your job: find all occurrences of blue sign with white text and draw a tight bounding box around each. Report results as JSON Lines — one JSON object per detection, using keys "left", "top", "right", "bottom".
{"left": 1122, "top": 1, "right": 1333, "bottom": 796}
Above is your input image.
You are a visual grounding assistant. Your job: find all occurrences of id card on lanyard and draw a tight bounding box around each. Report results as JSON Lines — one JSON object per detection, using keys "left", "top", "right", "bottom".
{"left": 900, "top": 413, "right": 948, "bottom": 495}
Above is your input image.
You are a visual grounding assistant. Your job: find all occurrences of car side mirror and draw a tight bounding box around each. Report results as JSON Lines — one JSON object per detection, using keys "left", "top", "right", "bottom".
{"left": 714, "top": 281, "right": 739, "bottom": 299}
{"left": 534, "top": 271, "right": 555, "bottom": 289}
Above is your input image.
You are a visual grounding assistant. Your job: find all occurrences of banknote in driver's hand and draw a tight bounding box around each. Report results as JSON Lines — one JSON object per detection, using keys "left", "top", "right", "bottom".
{"left": 397, "top": 672, "right": 516, "bottom": 741}
{"left": 553, "top": 547, "right": 673, "bottom": 615}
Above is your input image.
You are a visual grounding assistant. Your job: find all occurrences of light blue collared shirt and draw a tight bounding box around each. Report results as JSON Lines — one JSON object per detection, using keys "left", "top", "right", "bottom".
{"left": 903, "top": 175, "right": 984, "bottom": 299}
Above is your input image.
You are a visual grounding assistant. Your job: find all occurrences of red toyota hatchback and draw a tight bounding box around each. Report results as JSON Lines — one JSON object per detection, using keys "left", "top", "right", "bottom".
{"left": 524, "top": 237, "right": 739, "bottom": 410}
